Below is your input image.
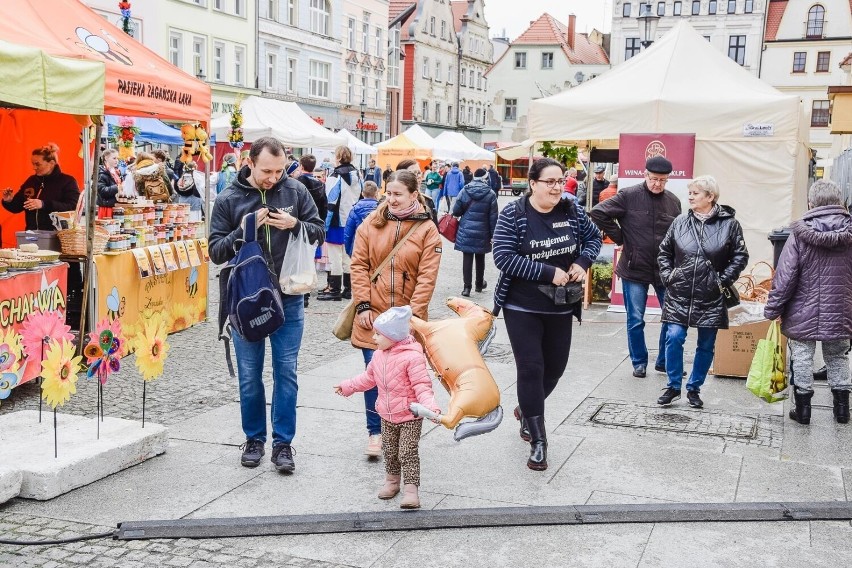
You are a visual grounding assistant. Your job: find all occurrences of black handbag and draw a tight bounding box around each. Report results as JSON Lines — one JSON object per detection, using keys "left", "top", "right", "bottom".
{"left": 537, "top": 281, "right": 584, "bottom": 306}
{"left": 690, "top": 221, "right": 740, "bottom": 308}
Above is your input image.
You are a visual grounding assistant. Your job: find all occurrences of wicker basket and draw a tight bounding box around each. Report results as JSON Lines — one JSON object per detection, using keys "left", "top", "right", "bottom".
{"left": 57, "top": 227, "right": 109, "bottom": 256}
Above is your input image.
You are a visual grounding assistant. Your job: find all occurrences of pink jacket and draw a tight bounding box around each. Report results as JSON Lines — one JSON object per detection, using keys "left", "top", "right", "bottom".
{"left": 339, "top": 336, "right": 440, "bottom": 424}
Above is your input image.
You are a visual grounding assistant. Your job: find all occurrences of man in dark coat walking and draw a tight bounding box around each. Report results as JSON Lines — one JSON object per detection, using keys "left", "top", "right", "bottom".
{"left": 590, "top": 156, "right": 682, "bottom": 378}
{"left": 487, "top": 164, "right": 502, "bottom": 193}
{"left": 452, "top": 168, "right": 498, "bottom": 297}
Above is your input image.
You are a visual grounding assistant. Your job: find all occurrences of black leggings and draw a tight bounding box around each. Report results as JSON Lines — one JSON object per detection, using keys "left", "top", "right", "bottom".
{"left": 462, "top": 252, "right": 485, "bottom": 288}
{"left": 504, "top": 307, "right": 574, "bottom": 417}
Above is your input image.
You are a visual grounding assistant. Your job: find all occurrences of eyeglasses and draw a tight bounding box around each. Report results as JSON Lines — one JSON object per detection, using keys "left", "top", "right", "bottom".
{"left": 646, "top": 175, "right": 669, "bottom": 185}
{"left": 534, "top": 178, "right": 565, "bottom": 188}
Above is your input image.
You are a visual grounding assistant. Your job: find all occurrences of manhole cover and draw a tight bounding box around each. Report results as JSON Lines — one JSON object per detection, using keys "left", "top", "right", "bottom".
{"left": 589, "top": 402, "right": 758, "bottom": 439}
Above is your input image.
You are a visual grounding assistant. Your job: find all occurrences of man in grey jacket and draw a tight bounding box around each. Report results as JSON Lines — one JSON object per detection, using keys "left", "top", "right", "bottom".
{"left": 209, "top": 137, "right": 325, "bottom": 473}
{"left": 590, "top": 156, "right": 682, "bottom": 378}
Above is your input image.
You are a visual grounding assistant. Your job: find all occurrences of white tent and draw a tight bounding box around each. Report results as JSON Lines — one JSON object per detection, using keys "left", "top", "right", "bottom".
{"left": 377, "top": 123, "right": 435, "bottom": 149}
{"left": 432, "top": 131, "right": 496, "bottom": 162}
{"left": 210, "top": 96, "right": 346, "bottom": 149}
{"left": 338, "top": 128, "right": 378, "bottom": 154}
{"left": 523, "top": 21, "right": 808, "bottom": 263}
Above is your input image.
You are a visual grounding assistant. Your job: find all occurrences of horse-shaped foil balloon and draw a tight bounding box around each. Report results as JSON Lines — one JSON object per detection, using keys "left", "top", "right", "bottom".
{"left": 409, "top": 297, "right": 503, "bottom": 441}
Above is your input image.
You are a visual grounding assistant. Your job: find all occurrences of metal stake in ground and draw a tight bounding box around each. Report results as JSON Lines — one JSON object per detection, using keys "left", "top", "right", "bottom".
{"left": 142, "top": 380, "right": 146, "bottom": 428}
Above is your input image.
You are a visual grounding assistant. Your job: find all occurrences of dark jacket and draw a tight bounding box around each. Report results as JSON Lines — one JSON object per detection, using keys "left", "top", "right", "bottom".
{"left": 452, "top": 181, "right": 498, "bottom": 254}
{"left": 462, "top": 167, "right": 473, "bottom": 185}
{"left": 209, "top": 165, "right": 325, "bottom": 291}
{"left": 97, "top": 166, "right": 120, "bottom": 208}
{"left": 2, "top": 165, "right": 80, "bottom": 230}
{"left": 591, "top": 177, "right": 609, "bottom": 206}
{"left": 658, "top": 206, "right": 749, "bottom": 329}
{"left": 590, "top": 182, "right": 682, "bottom": 286}
{"left": 493, "top": 196, "right": 602, "bottom": 310}
{"left": 764, "top": 205, "right": 852, "bottom": 340}
{"left": 344, "top": 198, "right": 378, "bottom": 257}
{"left": 488, "top": 168, "right": 501, "bottom": 192}
{"left": 298, "top": 173, "right": 327, "bottom": 218}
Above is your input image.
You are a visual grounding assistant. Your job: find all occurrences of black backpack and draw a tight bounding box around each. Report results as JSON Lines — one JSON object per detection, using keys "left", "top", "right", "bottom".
{"left": 218, "top": 212, "right": 284, "bottom": 376}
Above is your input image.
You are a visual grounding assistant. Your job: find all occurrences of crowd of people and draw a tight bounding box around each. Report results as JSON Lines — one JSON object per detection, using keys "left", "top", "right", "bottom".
{"left": 199, "top": 143, "right": 852, "bottom": 511}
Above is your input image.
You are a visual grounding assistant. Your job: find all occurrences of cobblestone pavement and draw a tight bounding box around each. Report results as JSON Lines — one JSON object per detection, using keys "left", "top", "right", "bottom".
{"left": 0, "top": 214, "right": 498, "bottom": 566}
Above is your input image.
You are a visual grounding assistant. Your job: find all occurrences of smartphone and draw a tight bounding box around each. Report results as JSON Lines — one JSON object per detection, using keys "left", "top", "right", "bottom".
{"left": 265, "top": 205, "right": 279, "bottom": 213}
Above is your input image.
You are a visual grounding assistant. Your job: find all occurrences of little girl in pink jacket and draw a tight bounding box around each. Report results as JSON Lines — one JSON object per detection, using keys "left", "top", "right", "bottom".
{"left": 335, "top": 306, "right": 440, "bottom": 509}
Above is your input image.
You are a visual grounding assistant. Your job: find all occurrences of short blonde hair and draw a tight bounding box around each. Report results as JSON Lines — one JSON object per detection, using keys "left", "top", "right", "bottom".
{"left": 335, "top": 145, "right": 352, "bottom": 165}
{"left": 688, "top": 175, "right": 719, "bottom": 204}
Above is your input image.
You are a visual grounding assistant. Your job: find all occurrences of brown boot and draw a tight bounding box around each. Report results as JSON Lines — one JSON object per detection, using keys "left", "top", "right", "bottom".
{"left": 400, "top": 484, "right": 420, "bottom": 509}
{"left": 377, "top": 474, "right": 401, "bottom": 499}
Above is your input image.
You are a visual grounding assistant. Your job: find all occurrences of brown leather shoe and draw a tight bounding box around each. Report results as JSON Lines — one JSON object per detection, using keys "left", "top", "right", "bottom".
{"left": 400, "top": 484, "right": 420, "bottom": 509}
{"left": 378, "top": 474, "right": 401, "bottom": 499}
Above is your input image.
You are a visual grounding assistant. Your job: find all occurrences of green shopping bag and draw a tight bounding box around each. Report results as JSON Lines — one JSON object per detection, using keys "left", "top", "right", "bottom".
{"left": 746, "top": 321, "right": 788, "bottom": 403}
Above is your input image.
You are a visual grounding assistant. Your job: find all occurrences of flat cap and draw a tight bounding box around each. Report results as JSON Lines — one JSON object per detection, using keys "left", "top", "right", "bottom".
{"left": 645, "top": 156, "right": 673, "bottom": 174}
{"left": 594, "top": 165, "right": 606, "bottom": 173}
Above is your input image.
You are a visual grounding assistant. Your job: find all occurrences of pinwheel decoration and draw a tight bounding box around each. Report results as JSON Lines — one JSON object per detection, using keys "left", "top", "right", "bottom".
{"left": 84, "top": 318, "right": 124, "bottom": 385}
{"left": 20, "top": 311, "right": 72, "bottom": 386}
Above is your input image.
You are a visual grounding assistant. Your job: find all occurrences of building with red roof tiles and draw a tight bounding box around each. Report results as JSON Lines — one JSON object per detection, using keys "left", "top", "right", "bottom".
{"left": 610, "top": 0, "right": 766, "bottom": 74}
{"left": 761, "top": 0, "right": 852, "bottom": 177}
{"left": 483, "top": 13, "right": 610, "bottom": 144}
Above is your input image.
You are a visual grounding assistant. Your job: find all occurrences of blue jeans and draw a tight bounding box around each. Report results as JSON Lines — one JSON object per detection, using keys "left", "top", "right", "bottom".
{"left": 665, "top": 324, "right": 718, "bottom": 392}
{"left": 622, "top": 278, "right": 667, "bottom": 369}
{"left": 231, "top": 295, "right": 304, "bottom": 445}
{"left": 361, "top": 348, "right": 381, "bottom": 435}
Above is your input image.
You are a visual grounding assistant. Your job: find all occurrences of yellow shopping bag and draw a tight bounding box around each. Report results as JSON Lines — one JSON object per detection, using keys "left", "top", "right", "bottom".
{"left": 746, "top": 320, "right": 788, "bottom": 403}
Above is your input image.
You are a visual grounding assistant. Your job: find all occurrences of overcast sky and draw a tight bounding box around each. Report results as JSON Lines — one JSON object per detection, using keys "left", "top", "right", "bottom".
{"left": 483, "top": 0, "right": 613, "bottom": 41}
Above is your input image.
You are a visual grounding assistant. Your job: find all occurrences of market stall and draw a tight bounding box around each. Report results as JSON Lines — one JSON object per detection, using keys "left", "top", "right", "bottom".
{"left": 375, "top": 132, "right": 432, "bottom": 171}
{"left": 0, "top": 0, "right": 212, "bottom": 394}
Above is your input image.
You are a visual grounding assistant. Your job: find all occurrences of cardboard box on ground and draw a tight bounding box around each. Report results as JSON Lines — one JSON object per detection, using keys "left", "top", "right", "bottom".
{"left": 713, "top": 319, "right": 787, "bottom": 378}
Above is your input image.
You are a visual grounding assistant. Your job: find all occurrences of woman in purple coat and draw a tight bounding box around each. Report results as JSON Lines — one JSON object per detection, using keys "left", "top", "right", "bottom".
{"left": 765, "top": 180, "right": 852, "bottom": 425}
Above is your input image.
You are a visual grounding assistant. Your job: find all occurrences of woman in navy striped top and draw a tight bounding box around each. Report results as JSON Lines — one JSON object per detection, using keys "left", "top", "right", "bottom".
{"left": 492, "top": 158, "right": 602, "bottom": 471}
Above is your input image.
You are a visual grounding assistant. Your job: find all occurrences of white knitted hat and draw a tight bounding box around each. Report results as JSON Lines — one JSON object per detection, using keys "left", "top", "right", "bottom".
{"left": 373, "top": 306, "right": 412, "bottom": 342}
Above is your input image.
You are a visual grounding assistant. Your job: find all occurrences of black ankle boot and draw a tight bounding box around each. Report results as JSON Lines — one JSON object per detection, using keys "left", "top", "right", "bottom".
{"left": 342, "top": 273, "right": 352, "bottom": 300}
{"left": 461, "top": 286, "right": 471, "bottom": 297}
{"left": 789, "top": 388, "right": 814, "bottom": 425}
{"left": 475, "top": 280, "right": 487, "bottom": 293}
{"left": 318, "top": 275, "right": 342, "bottom": 301}
{"left": 303, "top": 294, "right": 309, "bottom": 308}
{"left": 513, "top": 406, "right": 530, "bottom": 442}
{"left": 525, "top": 415, "right": 547, "bottom": 471}
{"left": 832, "top": 389, "right": 850, "bottom": 424}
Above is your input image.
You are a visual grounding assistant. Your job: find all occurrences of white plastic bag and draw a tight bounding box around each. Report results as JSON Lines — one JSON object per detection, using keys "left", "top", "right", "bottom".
{"left": 728, "top": 301, "right": 768, "bottom": 327}
{"left": 279, "top": 224, "right": 318, "bottom": 295}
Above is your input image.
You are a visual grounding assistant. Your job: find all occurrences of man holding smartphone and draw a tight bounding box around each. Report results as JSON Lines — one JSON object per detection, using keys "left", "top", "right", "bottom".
{"left": 209, "top": 137, "right": 325, "bottom": 474}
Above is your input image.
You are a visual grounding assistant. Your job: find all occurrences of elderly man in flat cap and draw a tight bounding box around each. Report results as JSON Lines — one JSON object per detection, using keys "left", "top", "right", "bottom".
{"left": 590, "top": 157, "right": 682, "bottom": 378}
{"left": 591, "top": 165, "right": 610, "bottom": 206}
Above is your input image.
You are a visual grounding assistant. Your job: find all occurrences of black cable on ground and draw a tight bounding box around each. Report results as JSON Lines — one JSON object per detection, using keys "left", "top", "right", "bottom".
{"left": 0, "top": 530, "right": 115, "bottom": 546}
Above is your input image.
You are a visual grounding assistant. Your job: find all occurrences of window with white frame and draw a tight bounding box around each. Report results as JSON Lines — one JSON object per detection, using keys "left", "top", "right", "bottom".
{"left": 673, "top": 1, "right": 682, "bottom": 15}
{"left": 347, "top": 73, "right": 354, "bottom": 103}
{"left": 744, "top": 0, "right": 753, "bottom": 12}
{"left": 447, "top": 105, "right": 453, "bottom": 124}
{"left": 469, "top": 69, "right": 474, "bottom": 86}
{"left": 214, "top": 0, "right": 223, "bottom": 9}
{"left": 792, "top": 51, "right": 806, "bottom": 72}
{"left": 309, "top": 0, "right": 329, "bottom": 35}
{"left": 347, "top": 18, "right": 356, "bottom": 50}
{"left": 266, "top": 51, "right": 277, "bottom": 91}
{"left": 422, "top": 57, "right": 430, "bottom": 78}
{"left": 192, "top": 36, "right": 206, "bottom": 78}
{"left": 727, "top": 35, "right": 746, "bottom": 65}
{"left": 709, "top": 0, "right": 717, "bottom": 14}
{"left": 468, "top": 105, "right": 473, "bottom": 124}
{"left": 213, "top": 42, "right": 224, "bottom": 81}
{"left": 169, "top": 32, "right": 182, "bottom": 67}
{"left": 234, "top": 46, "right": 244, "bottom": 85}
{"left": 658, "top": 1, "right": 665, "bottom": 15}
{"left": 422, "top": 100, "right": 429, "bottom": 121}
{"left": 477, "top": 71, "right": 482, "bottom": 89}
{"left": 625, "top": 38, "right": 641, "bottom": 60}
{"left": 541, "top": 52, "right": 553, "bottom": 69}
{"left": 811, "top": 100, "right": 829, "bottom": 127}
{"left": 435, "top": 102, "right": 441, "bottom": 124}
{"left": 374, "top": 79, "right": 381, "bottom": 108}
{"left": 727, "top": 0, "right": 736, "bottom": 13}
{"left": 807, "top": 5, "right": 825, "bottom": 38}
{"left": 309, "top": 60, "right": 330, "bottom": 98}
{"left": 287, "top": 57, "right": 297, "bottom": 93}
{"left": 441, "top": 20, "right": 446, "bottom": 39}
{"left": 362, "top": 14, "right": 370, "bottom": 54}
{"left": 429, "top": 16, "right": 435, "bottom": 35}
{"left": 623, "top": 2, "right": 632, "bottom": 17}
{"left": 435, "top": 61, "right": 442, "bottom": 82}
{"left": 447, "top": 64, "right": 454, "bottom": 84}
{"left": 263, "top": 0, "right": 277, "bottom": 20}
{"left": 287, "top": 0, "right": 296, "bottom": 24}
{"left": 234, "top": 0, "right": 244, "bottom": 16}
{"left": 460, "top": 66, "right": 467, "bottom": 86}
{"left": 361, "top": 75, "right": 368, "bottom": 103}
{"left": 504, "top": 98, "right": 517, "bottom": 121}
{"left": 514, "top": 52, "right": 526, "bottom": 69}
{"left": 388, "top": 27, "right": 400, "bottom": 87}
{"left": 375, "top": 28, "right": 382, "bottom": 59}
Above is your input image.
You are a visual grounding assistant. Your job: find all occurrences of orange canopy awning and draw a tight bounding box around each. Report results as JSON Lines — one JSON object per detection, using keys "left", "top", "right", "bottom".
{"left": 0, "top": 0, "right": 210, "bottom": 122}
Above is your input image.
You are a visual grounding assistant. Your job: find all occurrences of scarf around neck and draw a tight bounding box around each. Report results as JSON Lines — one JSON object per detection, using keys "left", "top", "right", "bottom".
{"left": 389, "top": 199, "right": 419, "bottom": 219}
{"left": 693, "top": 204, "right": 718, "bottom": 223}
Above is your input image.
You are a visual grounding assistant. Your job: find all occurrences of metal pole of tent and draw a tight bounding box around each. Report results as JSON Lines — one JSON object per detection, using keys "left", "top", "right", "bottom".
{"left": 204, "top": 141, "right": 213, "bottom": 323}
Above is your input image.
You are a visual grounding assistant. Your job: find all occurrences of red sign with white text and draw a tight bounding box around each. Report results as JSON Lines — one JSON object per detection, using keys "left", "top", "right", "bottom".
{"left": 618, "top": 134, "right": 696, "bottom": 179}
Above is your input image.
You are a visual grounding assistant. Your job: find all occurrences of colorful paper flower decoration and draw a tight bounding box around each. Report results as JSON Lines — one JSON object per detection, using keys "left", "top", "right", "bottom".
{"left": 40, "top": 339, "right": 83, "bottom": 409}
{"left": 20, "top": 311, "right": 72, "bottom": 385}
{"left": 228, "top": 98, "right": 244, "bottom": 150}
{"left": 0, "top": 330, "right": 24, "bottom": 403}
{"left": 85, "top": 318, "right": 124, "bottom": 385}
{"left": 132, "top": 312, "right": 170, "bottom": 382}
{"left": 0, "top": 370, "right": 18, "bottom": 401}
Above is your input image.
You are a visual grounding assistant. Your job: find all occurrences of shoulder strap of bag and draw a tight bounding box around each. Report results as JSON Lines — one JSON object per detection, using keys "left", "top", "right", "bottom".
{"left": 369, "top": 220, "right": 423, "bottom": 283}
{"left": 244, "top": 211, "right": 257, "bottom": 243}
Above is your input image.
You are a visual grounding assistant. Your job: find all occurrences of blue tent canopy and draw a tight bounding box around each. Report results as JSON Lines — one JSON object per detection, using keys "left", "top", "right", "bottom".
{"left": 104, "top": 115, "right": 216, "bottom": 145}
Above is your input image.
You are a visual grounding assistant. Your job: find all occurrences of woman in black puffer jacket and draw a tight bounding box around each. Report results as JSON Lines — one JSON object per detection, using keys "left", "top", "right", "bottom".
{"left": 452, "top": 168, "right": 498, "bottom": 297}
{"left": 657, "top": 175, "right": 749, "bottom": 409}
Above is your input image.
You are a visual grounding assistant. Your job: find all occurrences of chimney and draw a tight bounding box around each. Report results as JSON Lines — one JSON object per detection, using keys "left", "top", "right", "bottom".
{"left": 567, "top": 14, "right": 576, "bottom": 51}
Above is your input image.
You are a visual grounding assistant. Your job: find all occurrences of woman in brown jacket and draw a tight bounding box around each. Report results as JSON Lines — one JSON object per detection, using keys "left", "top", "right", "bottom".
{"left": 350, "top": 169, "right": 442, "bottom": 457}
